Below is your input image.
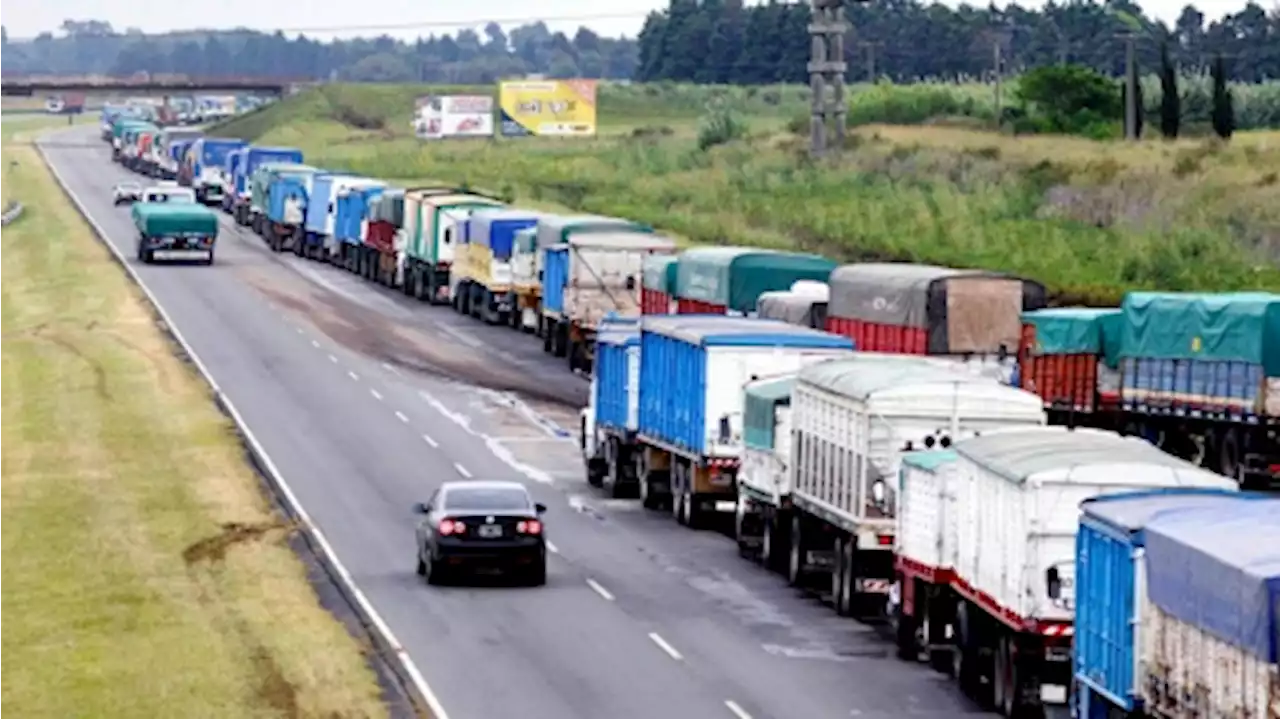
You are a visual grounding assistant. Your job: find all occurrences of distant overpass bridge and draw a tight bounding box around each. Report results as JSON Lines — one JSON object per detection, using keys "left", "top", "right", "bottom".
{"left": 0, "top": 76, "right": 305, "bottom": 97}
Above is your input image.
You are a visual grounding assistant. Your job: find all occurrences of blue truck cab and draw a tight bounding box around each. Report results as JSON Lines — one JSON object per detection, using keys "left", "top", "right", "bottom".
{"left": 331, "top": 183, "right": 386, "bottom": 269}
{"left": 1073, "top": 488, "right": 1268, "bottom": 718}
{"left": 233, "top": 146, "right": 304, "bottom": 225}
{"left": 189, "top": 138, "right": 246, "bottom": 205}
{"left": 222, "top": 149, "right": 246, "bottom": 212}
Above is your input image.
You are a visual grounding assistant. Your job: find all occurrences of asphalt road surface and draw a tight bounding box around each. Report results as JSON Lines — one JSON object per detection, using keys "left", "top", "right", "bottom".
{"left": 40, "top": 125, "right": 987, "bottom": 719}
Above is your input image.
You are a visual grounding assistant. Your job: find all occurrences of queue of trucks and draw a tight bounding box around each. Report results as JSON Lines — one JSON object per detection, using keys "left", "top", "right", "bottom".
{"left": 103, "top": 115, "right": 1279, "bottom": 719}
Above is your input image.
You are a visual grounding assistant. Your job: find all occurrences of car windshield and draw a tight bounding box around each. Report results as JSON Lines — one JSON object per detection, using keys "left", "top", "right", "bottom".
{"left": 442, "top": 486, "right": 530, "bottom": 512}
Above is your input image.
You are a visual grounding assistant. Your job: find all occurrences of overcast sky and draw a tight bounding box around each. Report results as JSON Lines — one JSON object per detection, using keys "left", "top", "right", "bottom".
{"left": 2, "top": 0, "right": 1263, "bottom": 42}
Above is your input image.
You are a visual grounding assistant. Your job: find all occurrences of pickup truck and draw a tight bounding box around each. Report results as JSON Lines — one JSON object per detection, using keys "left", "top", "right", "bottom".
{"left": 131, "top": 203, "right": 219, "bottom": 265}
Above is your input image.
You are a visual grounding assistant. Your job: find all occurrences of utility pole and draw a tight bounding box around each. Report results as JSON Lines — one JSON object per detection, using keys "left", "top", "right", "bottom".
{"left": 808, "top": 0, "right": 849, "bottom": 158}
{"left": 858, "top": 41, "right": 883, "bottom": 83}
{"left": 1119, "top": 32, "right": 1138, "bottom": 140}
{"left": 992, "top": 41, "right": 1004, "bottom": 129}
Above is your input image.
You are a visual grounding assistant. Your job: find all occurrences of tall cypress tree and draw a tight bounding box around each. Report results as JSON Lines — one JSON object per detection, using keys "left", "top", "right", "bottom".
{"left": 1210, "top": 53, "right": 1234, "bottom": 140}
{"left": 1158, "top": 39, "right": 1180, "bottom": 138}
{"left": 1123, "top": 54, "right": 1144, "bottom": 138}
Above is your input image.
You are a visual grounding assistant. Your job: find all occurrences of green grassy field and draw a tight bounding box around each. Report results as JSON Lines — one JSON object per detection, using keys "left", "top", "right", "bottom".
{"left": 212, "top": 82, "right": 1280, "bottom": 304}
{"left": 1, "top": 121, "right": 389, "bottom": 718}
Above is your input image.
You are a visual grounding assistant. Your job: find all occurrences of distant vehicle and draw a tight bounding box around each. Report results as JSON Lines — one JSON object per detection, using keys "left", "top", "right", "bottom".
{"left": 141, "top": 185, "right": 196, "bottom": 204}
{"left": 112, "top": 182, "right": 143, "bottom": 206}
{"left": 413, "top": 480, "right": 548, "bottom": 586}
{"left": 130, "top": 203, "right": 219, "bottom": 265}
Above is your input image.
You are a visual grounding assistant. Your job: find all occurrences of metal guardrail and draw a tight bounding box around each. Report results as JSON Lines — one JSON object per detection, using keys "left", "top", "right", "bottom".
{"left": 1, "top": 201, "right": 25, "bottom": 226}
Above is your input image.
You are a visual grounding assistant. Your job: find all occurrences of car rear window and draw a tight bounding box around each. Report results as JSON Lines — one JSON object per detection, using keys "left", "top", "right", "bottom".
{"left": 443, "top": 486, "right": 530, "bottom": 512}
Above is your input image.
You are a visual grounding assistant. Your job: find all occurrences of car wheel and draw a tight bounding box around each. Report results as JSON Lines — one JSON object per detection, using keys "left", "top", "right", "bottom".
{"left": 425, "top": 553, "right": 448, "bottom": 586}
{"left": 416, "top": 553, "right": 427, "bottom": 577}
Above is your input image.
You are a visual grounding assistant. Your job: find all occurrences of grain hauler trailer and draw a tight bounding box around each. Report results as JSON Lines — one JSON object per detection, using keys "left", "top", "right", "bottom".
{"left": 1016, "top": 307, "right": 1122, "bottom": 423}
{"left": 755, "top": 280, "right": 830, "bottom": 330}
{"left": 401, "top": 189, "right": 506, "bottom": 305}
{"left": 675, "top": 247, "right": 836, "bottom": 316}
{"left": 233, "top": 147, "right": 304, "bottom": 226}
{"left": 455, "top": 208, "right": 550, "bottom": 324}
{"left": 263, "top": 167, "right": 322, "bottom": 253}
{"left": 302, "top": 176, "right": 384, "bottom": 264}
{"left": 220, "top": 148, "right": 246, "bottom": 213}
{"left": 1072, "top": 488, "right": 1269, "bottom": 719}
{"left": 825, "top": 263, "right": 1047, "bottom": 382}
{"left": 156, "top": 128, "right": 204, "bottom": 180}
{"left": 534, "top": 214, "right": 653, "bottom": 338}
{"left": 187, "top": 138, "right": 246, "bottom": 205}
{"left": 1126, "top": 499, "right": 1279, "bottom": 719}
{"left": 1115, "top": 291, "right": 1280, "bottom": 487}
{"left": 891, "top": 426, "right": 1235, "bottom": 718}
{"left": 543, "top": 230, "right": 678, "bottom": 374}
{"left": 735, "top": 373, "right": 797, "bottom": 571}
{"left": 635, "top": 316, "right": 854, "bottom": 524}
{"left": 641, "top": 254, "right": 680, "bottom": 315}
{"left": 363, "top": 188, "right": 405, "bottom": 286}
{"left": 130, "top": 203, "right": 219, "bottom": 265}
{"left": 333, "top": 183, "right": 386, "bottom": 274}
{"left": 580, "top": 318, "right": 643, "bottom": 499}
{"left": 790, "top": 356, "right": 1046, "bottom": 619}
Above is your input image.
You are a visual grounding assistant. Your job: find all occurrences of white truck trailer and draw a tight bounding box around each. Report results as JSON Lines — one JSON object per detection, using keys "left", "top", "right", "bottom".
{"left": 585, "top": 315, "right": 855, "bottom": 524}
{"left": 892, "top": 426, "right": 1236, "bottom": 718}
{"left": 786, "top": 354, "right": 1048, "bottom": 619}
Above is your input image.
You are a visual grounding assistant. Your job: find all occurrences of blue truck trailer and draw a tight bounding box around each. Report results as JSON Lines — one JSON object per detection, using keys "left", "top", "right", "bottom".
{"left": 233, "top": 146, "right": 304, "bottom": 227}
{"left": 582, "top": 315, "right": 854, "bottom": 522}
{"left": 333, "top": 183, "right": 386, "bottom": 272}
{"left": 1074, "top": 489, "right": 1253, "bottom": 717}
{"left": 304, "top": 175, "right": 383, "bottom": 263}
{"left": 265, "top": 168, "right": 323, "bottom": 253}
{"left": 581, "top": 318, "right": 642, "bottom": 498}
{"left": 188, "top": 138, "right": 246, "bottom": 206}
{"left": 221, "top": 149, "right": 246, "bottom": 213}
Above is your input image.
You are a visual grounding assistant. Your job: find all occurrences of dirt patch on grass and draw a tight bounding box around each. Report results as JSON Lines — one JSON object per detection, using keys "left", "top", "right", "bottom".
{"left": 183, "top": 519, "right": 300, "bottom": 564}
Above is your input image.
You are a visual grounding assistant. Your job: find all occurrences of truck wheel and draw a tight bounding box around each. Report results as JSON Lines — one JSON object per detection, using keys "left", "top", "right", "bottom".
{"left": 788, "top": 514, "right": 807, "bottom": 586}
{"left": 201, "top": 250, "right": 214, "bottom": 267}
{"left": 832, "top": 536, "right": 850, "bottom": 615}
{"left": 1214, "top": 427, "right": 1241, "bottom": 482}
{"left": 567, "top": 339, "right": 580, "bottom": 371}
{"left": 894, "top": 581, "right": 919, "bottom": 660}
{"left": 553, "top": 323, "right": 569, "bottom": 358}
{"left": 835, "top": 538, "right": 856, "bottom": 617}
{"left": 542, "top": 321, "right": 553, "bottom": 352}
{"left": 761, "top": 515, "right": 777, "bottom": 570}
{"left": 734, "top": 499, "right": 752, "bottom": 558}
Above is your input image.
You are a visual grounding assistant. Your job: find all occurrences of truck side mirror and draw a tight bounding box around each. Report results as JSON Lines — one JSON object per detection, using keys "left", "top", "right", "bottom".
{"left": 1045, "top": 566, "right": 1061, "bottom": 600}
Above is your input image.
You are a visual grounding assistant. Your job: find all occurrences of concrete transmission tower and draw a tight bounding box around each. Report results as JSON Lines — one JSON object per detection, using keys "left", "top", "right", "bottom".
{"left": 808, "top": 0, "right": 851, "bottom": 157}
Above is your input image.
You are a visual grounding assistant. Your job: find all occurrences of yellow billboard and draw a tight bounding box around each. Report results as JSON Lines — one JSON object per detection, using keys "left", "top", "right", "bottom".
{"left": 498, "top": 80, "right": 598, "bottom": 137}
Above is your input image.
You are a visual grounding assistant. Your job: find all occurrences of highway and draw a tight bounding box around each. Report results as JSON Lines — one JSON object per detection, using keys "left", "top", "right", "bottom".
{"left": 41, "top": 124, "right": 985, "bottom": 719}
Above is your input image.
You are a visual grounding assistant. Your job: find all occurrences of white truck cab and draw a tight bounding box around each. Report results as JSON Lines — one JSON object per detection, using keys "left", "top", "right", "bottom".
{"left": 142, "top": 186, "right": 197, "bottom": 204}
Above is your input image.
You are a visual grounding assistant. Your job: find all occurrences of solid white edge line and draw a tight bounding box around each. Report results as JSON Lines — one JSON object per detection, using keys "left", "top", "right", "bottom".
{"left": 647, "top": 632, "right": 683, "bottom": 661}
{"left": 421, "top": 433, "right": 439, "bottom": 448}
{"left": 724, "top": 699, "right": 753, "bottom": 719}
{"left": 395, "top": 411, "right": 409, "bottom": 423}
{"left": 370, "top": 389, "right": 383, "bottom": 401}
{"left": 36, "top": 135, "right": 452, "bottom": 719}
{"left": 453, "top": 463, "right": 472, "bottom": 479}
{"left": 585, "top": 578, "right": 615, "bottom": 602}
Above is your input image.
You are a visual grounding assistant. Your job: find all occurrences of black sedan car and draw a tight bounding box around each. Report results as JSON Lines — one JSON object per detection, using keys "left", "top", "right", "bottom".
{"left": 414, "top": 480, "right": 548, "bottom": 586}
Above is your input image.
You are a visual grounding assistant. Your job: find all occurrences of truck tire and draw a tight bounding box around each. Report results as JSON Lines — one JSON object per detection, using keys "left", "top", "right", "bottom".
{"left": 834, "top": 537, "right": 856, "bottom": 617}
{"left": 894, "top": 581, "right": 919, "bottom": 660}
{"left": 788, "top": 514, "right": 807, "bottom": 586}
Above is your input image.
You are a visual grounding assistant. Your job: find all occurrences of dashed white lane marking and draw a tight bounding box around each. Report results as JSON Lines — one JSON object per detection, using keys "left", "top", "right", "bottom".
{"left": 395, "top": 411, "right": 409, "bottom": 423}
{"left": 329, "top": 354, "right": 338, "bottom": 363}
{"left": 545, "top": 540, "right": 559, "bottom": 554}
{"left": 421, "top": 433, "right": 439, "bottom": 448}
{"left": 370, "top": 389, "right": 383, "bottom": 401}
{"left": 310, "top": 339, "right": 320, "bottom": 348}
{"left": 453, "top": 463, "right": 472, "bottom": 479}
{"left": 724, "top": 700, "right": 753, "bottom": 719}
{"left": 648, "top": 632, "right": 683, "bottom": 661}
{"left": 348, "top": 371, "right": 359, "bottom": 381}
{"left": 381, "top": 362, "right": 400, "bottom": 375}
{"left": 585, "top": 578, "right": 615, "bottom": 602}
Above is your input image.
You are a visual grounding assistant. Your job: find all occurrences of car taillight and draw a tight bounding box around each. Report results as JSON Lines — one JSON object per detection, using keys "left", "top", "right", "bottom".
{"left": 438, "top": 519, "right": 466, "bottom": 536}
{"left": 516, "top": 520, "right": 542, "bottom": 535}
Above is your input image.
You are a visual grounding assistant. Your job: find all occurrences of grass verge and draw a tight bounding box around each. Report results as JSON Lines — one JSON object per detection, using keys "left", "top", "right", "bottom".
{"left": 210, "top": 84, "right": 1280, "bottom": 305}
{"left": 1, "top": 122, "right": 388, "bottom": 717}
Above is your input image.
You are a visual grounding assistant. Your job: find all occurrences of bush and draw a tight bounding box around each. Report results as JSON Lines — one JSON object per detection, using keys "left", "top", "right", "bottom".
{"left": 697, "top": 104, "right": 747, "bottom": 151}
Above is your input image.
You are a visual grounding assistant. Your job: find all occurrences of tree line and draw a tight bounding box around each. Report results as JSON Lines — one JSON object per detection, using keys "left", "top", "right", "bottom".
{"left": 1, "top": 1, "right": 1276, "bottom": 85}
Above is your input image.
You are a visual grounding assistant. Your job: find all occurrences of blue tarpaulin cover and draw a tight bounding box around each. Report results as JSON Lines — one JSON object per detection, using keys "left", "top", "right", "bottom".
{"left": 1143, "top": 500, "right": 1280, "bottom": 662}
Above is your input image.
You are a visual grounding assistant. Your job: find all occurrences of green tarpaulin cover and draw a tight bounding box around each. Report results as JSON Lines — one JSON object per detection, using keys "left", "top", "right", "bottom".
{"left": 743, "top": 376, "right": 795, "bottom": 450}
{"left": 643, "top": 255, "right": 679, "bottom": 292}
{"left": 1119, "top": 292, "right": 1280, "bottom": 373}
{"left": 131, "top": 203, "right": 219, "bottom": 237}
{"left": 675, "top": 247, "right": 836, "bottom": 312}
{"left": 1023, "top": 307, "right": 1122, "bottom": 366}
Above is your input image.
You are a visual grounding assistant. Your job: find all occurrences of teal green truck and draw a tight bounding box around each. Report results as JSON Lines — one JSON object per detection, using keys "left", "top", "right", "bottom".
{"left": 130, "top": 203, "right": 220, "bottom": 264}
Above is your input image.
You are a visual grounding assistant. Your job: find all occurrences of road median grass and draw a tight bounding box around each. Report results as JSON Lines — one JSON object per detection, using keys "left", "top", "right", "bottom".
{"left": 1, "top": 126, "right": 389, "bottom": 717}
{"left": 213, "top": 83, "right": 1280, "bottom": 304}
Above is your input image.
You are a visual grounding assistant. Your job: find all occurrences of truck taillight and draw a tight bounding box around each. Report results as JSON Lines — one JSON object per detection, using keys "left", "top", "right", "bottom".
{"left": 877, "top": 534, "right": 894, "bottom": 546}
{"left": 516, "top": 520, "right": 542, "bottom": 535}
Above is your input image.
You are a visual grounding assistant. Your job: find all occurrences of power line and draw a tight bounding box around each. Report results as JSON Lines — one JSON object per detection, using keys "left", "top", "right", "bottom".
{"left": 7, "top": 12, "right": 658, "bottom": 42}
